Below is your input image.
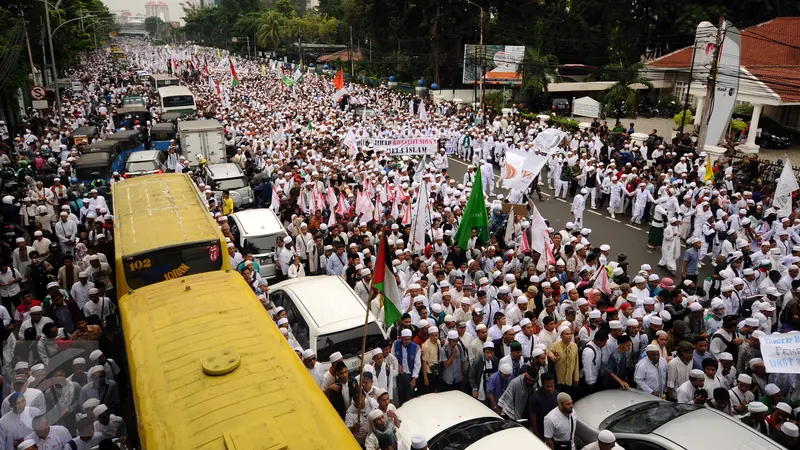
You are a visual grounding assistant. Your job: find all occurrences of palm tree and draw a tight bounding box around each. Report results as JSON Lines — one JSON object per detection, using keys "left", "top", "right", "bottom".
{"left": 516, "top": 48, "right": 559, "bottom": 96}
{"left": 257, "top": 10, "right": 285, "bottom": 51}
{"left": 598, "top": 61, "right": 653, "bottom": 121}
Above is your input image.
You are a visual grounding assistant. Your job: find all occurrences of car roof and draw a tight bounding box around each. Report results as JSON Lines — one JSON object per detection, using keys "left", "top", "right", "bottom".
{"left": 206, "top": 163, "right": 243, "bottom": 179}
{"left": 397, "top": 392, "right": 500, "bottom": 441}
{"left": 84, "top": 140, "right": 119, "bottom": 150}
{"left": 572, "top": 389, "right": 655, "bottom": 429}
{"left": 232, "top": 209, "right": 284, "bottom": 236}
{"left": 464, "top": 427, "right": 549, "bottom": 450}
{"left": 653, "top": 408, "right": 783, "bottom": 450}
{"left": 151, "top": 123, "right": 175, "bottom": 132}
{"left": 127, "top": 150, "right": 161, "bottom": 162}
{"left": 176, "top": 119, "right": 222, "bottom": 132}
{"left": 76, "top": 152, "right": 110, "bottom": 166}
{"left": 273, "top": 276, "right": 373, "bottom": 333}
{"left": 107, "top": 130, "right": 140, "bottom": 139}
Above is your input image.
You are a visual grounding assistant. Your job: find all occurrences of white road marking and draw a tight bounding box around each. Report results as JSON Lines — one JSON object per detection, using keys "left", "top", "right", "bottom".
{"left": 626, "top": 224, "right": 642, "bottom": 231}
{"left": 541, "top": 192, "right": 551, "bottom": 198}
{"left": 557, "top": 198, "right": 567, "bottom": 203}
{"left": 588, "top": 210, "right": 602, "bottom": 216}
{"left": 607, "top": 217, "right": 621, "bottom": 223}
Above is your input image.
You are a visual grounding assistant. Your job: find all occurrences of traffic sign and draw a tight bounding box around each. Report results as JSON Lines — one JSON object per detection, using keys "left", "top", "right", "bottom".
{"left": 30, "top": 86, "right": 46, "bottom": 100}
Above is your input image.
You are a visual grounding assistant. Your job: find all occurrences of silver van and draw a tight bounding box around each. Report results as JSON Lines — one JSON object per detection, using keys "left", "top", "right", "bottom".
{"left": 229, "top": 208, "right": 288, "bottom": 279}
{"left": 270, "top": 276, "right": 388, "bottom": 374}
{"left": 123, "top": 150, "right": 166, "bottom": 177}
{"left": 204, "top": 163, "right": 254, "bottom": 209}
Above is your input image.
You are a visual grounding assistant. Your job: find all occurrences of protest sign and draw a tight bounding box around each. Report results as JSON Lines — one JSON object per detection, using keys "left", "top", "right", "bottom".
{"left": 371, "top": 138, "right": 439, "bottom": 156}
{"left": 759, "top": 332, "right": 800, "bottom": 373}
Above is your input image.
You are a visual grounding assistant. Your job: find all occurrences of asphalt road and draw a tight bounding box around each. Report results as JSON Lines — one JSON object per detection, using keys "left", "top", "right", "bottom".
{"left": 445, "top": 155, "right": 714, "bottom": 283}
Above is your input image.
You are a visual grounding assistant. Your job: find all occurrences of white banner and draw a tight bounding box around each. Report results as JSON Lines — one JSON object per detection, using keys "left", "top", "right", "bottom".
{"left": 759, "top": 332, "right": 800, "bottom": 373}
{"left": 502, "top": 149, "right": 548, "bottom": 191}
{"left": 532, "top": 129, "right": 567, "bottom": 155}
{"left": 703, "top": 22, "right": 741, "bottom": 146}
{"left": 372, "top": 138, "right": 438, "bottom": 157}
{"left": 408, "top": 181, "right": 431, "bottom": 254}
{"left": 774, "top": 158, "right": 799, "bottom": 217}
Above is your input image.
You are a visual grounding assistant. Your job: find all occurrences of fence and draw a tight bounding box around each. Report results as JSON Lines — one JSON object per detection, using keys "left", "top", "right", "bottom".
{"left": 729, "top": 151, "right": 800, "bottom": 179}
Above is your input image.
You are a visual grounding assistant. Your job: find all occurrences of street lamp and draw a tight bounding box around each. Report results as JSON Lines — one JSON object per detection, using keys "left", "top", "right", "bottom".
{"left": 462, "top": 0, "right": 484, "bottom": 118}
{"left": 232, "top": 36, "right": 251, "bottom": 58}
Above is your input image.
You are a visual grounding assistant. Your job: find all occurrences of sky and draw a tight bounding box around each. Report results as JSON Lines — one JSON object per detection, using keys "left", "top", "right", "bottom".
{"left": 101, "top": 0, "right": 189, "bottom": 22}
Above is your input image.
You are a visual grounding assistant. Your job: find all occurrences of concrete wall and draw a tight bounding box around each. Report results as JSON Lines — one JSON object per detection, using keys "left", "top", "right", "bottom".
{"left": 432, "top": 88, "right": 506, "bottom": 103}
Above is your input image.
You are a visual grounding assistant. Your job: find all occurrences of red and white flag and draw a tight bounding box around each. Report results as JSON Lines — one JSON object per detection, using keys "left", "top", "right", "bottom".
{"left": 593, "top": 265, "right": 612, "bottom": 295}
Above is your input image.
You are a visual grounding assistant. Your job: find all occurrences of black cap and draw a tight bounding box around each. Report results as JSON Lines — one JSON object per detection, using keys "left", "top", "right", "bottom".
{"left": 594, "top": 330, "right": 609, "bottom": 341}
{"left": 401, "top": 313, "right": 411, "bottom": 320}
{"left": 617, "top": 334, "right": 632, "bottom": 344}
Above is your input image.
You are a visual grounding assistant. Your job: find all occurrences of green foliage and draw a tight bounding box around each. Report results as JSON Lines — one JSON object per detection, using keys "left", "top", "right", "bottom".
{"left": 733, "top": 103, "right": 754, "bottom": 117}
{"left": 674, "top": 110, "right": 693, "bottom": 128}
{"left": 549, "top": 114, "right": 580, "bottom": 131}
{"left": 517, "top": 48, "right": 558, "bottom": 95}
{"left": 730, "top": 118, "right": 747, "bottom": 131}
{"left": 599, "top": 61, "right": 653, "bottom": 119}
{"left": 482, "top": 91, "right": 507, "bottom": 110}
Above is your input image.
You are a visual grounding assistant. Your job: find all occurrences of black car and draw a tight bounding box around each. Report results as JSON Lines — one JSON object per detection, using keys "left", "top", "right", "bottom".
{"left": 756, "top": 117, "right": 793, "bottom": 149}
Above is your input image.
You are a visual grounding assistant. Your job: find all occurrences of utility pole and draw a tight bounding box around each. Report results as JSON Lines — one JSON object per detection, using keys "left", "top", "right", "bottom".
{"left": 349, "top": 26, "right": 354, "bottom": 77}
{"left": 478, "top": 7, "right": 484, "bottom": 118}
{"left": 41, "top": 16, "right": 48, "bottom": 85}
{"left": 696, "top": 16, "right": 724, "bottom": 151}
{"left": 20, "top": 11, "right": 37, "bottom": 85}
{"left": 678, "top": 36, "right": 698, "bottom": 136}
{"left": 44, "top": 0, "right": 62, "bottom": 126}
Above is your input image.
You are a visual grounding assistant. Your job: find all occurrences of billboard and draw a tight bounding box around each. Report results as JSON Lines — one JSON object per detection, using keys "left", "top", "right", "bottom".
{"left": 463, "top": 45, "right": 524, "bottom": 85}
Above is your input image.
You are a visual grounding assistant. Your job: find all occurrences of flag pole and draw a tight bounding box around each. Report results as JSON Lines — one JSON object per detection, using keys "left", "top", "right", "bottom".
{"left": 357, "top": 230, "right": 382, "bottom": 424}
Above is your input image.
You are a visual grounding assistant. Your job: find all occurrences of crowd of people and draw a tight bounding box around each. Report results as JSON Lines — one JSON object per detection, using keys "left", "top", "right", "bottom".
{"left": 1, "top": 38, "right": 799, "bottom": 450}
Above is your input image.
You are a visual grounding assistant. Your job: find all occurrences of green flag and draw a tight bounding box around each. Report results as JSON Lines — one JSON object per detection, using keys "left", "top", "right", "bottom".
{"left": 281, "top": 77, "right": 295, "bottom": 88}
{"left": 454, "top": 170, "right": 489, "bottom": 251}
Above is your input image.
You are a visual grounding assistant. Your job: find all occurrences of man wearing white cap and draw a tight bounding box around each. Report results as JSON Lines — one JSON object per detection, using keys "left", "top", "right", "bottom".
{"left": 364, "top": 409, "right": 396, "bottom": 450}
{"left": 366, "top": 347, "right": 396, "bottom": 401}
{"left": 26, "top": 414, "right": 72, "bottom": 450}
{"left": 440, "top": 330, "right": 467, "bottom": 391}
{"left": 634, "top": 344, "right": 667, "bottom": 398}
{"left": 675, "top": 369, "right": 708, "bottom": 404}
{"left": 12, "top": 238, "right": 34, "bottom": 285}
{"left": 17, "top": 305, "right": 53, "bottom": 340}
{"left": 65, "top": 417, "right": 104, "bottom": 450}
{"left": 302, "top": 349, "right": 326, "bottom": 389}
{"left": 54, "top": 208, "right": 79, "bottom": 256}
{"left": 92, "top": 403, "right": 127, "bottom": 442}
{"left": 0, "top": 391, "right": 41, "bottom": 450}
{"left": 321, "top": 352, "right": 346, "bottom": 391}
{"left": 79, "top": 365, "right": 120, "bottom": 414}
{"left": 81, "top": 288, "right": 115, "bottom": 322}
{"left": 729, "top": 373, "right": 755, "bottom": 414}
{"left": 393, "top": 328, "right": 421, "bottom": 405}
{"left": 543, "top": 392, "right": 577, "bottom": 450}
{"left": 581, "top": 430, "right": 624, "bottom": 450}
{"left": 355, "top": 268, "right": 373, "bottom": 305}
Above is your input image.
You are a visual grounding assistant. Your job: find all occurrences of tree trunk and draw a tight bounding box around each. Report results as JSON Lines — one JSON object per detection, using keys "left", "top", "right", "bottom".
{"left": 431, "top": 0, "right": 440, "bottom": 85}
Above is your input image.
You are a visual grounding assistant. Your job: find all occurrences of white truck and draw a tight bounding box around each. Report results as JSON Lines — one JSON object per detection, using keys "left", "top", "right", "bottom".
{"left": 177, "top": 119, "right": 226, "bottom": 169}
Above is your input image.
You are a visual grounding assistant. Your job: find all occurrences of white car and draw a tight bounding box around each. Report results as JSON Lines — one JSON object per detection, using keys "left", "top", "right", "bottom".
{"left": 395, "top": 391, "right": 548, "bottom": 450}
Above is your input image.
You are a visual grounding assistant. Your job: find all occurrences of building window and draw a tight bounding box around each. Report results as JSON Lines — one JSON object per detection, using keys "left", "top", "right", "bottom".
{"left": 673, "top": 80, "right": 695, "bottom": 104}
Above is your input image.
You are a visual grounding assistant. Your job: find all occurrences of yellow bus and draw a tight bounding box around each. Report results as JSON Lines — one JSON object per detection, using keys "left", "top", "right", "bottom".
{"left": 120, "top": 270, "right": 361, "bottom": 449}
{"left": 112, "top": 174, "right": 230, "bottom": 298}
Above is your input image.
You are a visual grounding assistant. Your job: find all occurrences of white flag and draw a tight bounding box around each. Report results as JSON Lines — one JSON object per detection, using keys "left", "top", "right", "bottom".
{"left": 419, "top": 101, "right": 427, "bottom": 121}
{"left": 529, "top": 205, "right": 548, "bottom": 256}
{"left": 774, "top": 159, "right": 799, "bottom": 217}
{"left": 504, "top": 213, "right": 515, "bottom": 247}
{"left": 502, "top": 149, "right": 548, "bottom": 191}
{"left": 409, "top": 181, "right": 431, "bottom": 254}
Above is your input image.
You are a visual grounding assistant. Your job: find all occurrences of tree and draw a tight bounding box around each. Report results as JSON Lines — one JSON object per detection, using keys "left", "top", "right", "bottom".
{"left": 598, "top": 61, "right": 653, "bottom": 120}
{"left": 257, "top": 10, "right": 286, "bottom": 50}
{"left": 517, "top": 48, "right": 559, "bottom": 96}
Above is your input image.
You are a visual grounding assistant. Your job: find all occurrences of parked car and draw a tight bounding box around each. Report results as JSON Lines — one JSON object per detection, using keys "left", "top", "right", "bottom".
{"left": 269, "top": 276, "right": 387, "bottom": 374}
{"left": 228, "top": 208, "right": 288, "bottom": 279}
{"left": 756, "top": 117, "right": 793, "bottom": 149}
{"left": 573, "top": 390, "right": 783, "bottom": 450}
{"left": 395, "top": 391, "right": 549, "bottom": 450}
{"left": 203, "top": 163, "right": 254, "bottom": 209}
{"left": 123, "top": 150, "right": 167, "bottom": 178}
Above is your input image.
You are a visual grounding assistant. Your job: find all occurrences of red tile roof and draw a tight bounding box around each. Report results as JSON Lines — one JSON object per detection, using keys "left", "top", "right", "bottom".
{"left": 648, "top": 17, "right": 800, "bottom": 103}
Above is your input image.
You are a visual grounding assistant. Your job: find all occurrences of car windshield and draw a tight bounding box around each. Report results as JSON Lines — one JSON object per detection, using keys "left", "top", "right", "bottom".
{"left": 214, "top": 177, "right": 246, "bottom": 190}
{"left": 162, "top": 95, "right": 194, "bottom": 108}
{"left": 244, "top": 233, "right": 285, "bottom": 254}
{"left": 316, "top": 322, "right": 383, "bottom": 362}
{"left": 126, "top": 160, "right": 158, "bottom": 172}
{"left": 429, "top": 417, "right": 520, "bottom": 450}
{"left": 601, "top": 401, "right": 700, "bottom": 435}
{"left": 76, "top": 167, "right": 110, "bottom": 181}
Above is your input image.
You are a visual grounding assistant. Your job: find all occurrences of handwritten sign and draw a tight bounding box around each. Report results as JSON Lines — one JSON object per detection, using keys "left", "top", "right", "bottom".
{"left": 759, "top": 332, "right": 800, "bottom": 373}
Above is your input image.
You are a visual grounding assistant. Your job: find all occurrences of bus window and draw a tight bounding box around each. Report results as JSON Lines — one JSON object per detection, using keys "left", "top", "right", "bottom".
{"left": 123, "top": 240, "right": 223, "bottom": 290}
{"left": 162, "top": 95, "right": 195, "bottom": 108}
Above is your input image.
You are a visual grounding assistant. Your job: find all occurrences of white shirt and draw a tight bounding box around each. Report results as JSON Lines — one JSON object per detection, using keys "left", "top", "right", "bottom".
{"left": 0, "top": 407, "right": 41, "bottom": 450}
{"left": 676, "top": 380, "right": 700, "bottom": 404}
{"left": 82, "top": 297, "right": 116, "bottom": 321}
{"left": 25, "top": 424, "right": 72, "bottom": 450}
{"left": 1, "top": 388, "right": 46, "bottom": 416}
{"left": 582, "top": 342, "right": 603, "bottom": 385}
{"left": 728, "top": 386, "right": 755, "bottom": 411}
{"left": 70, "top": 280, "right": 95, "bottom": 310}
{"left": 543, "top": 408, "right": 577, "bottom": 449}
{"left": 634, "top": 357, "right": 667, "bottom": 396}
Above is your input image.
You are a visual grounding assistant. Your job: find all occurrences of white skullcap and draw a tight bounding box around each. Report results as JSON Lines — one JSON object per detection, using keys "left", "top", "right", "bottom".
{"left": 748, "top": 401, "right": 768, "bottom": 413}
{"left": 29, "top": 305, "right": 43, "bottom": 313}
{"left": 368, "top": 409, "right": 384, "bottom": 422}
{"left": 531, "top": 348, "right": 545, "bottom": 358}
{"left": 302, "top": 349, "right": 315, "bottom": 359}
{"left": 776, "top": 402, "right": 792, "bottom": 415}
{"left": 418, "top": 319, "right": 429, "bottom": 328}
{"left": 744, "top": 318, "right": 760, "bottom": 327}
{"left": 783, "top": 422, "right": 800, "bottom": 438}
{"left": 765, "top": 384, "right": 781, "bottom": 396}
{"left": 499, "top": 363, "right": 513, "bottom": 375}
{"left": 447, "top": 330, "right": 458, "bottom": 340}
{"left": 689, "top": 369, "right": 705, "bottom": 379}
{"left": 588, "top": 310, "right": 601, "bottom": 319}
{"left": 17, "top": 440, "right": 36, "bottom": 450}
{"left": 330, "top": 351, "right": 344, "bottom": 362}
{"left": 428, "top": 326, "right": 439, "bottom": 334}
{"left": 719, "top": 352, "right": 733, "bottom": 361}
{"left": 598, "top": 430, "right": 616, "bottom": 444}
{"left": 14, "top": 361, "right": 28, "bottom": 370}
{"left": 650, "top": 316, "right": 663, "bottom": 326}
{"left": 476, "top": 323, "right": 487, "bottom": 331}
{"left": 483, "top": 342, "right": 495, "bottom": 350}
{"left": 608, "top": 320, "right": 622, "bottom": 329}
{"left": 520, "top": 318, "right": 531, "bottom": 327}
{"left": 411, "top": 436, "right": 428, "bottom": 449}
{"left": 738, "top": 374, "right": 752, "bottom": 384}
{"left": 646, "top": 344, "right": 661, "bottom": 352}
{"left": 93, "top": 404, "right": 109, "bottom": 417}
{"left": 401, "top": 329, "right": 413, "bottom": 337}
{"left": 689, "top": 302, "right": 702, "bottom": 312}
{"left": 626, "top": 319, "right": 639, "bottom": 327}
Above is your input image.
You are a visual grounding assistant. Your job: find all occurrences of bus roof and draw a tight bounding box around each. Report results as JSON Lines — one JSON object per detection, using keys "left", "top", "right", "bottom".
{"left": 157, "top": 86, "right": 193, "bottom": 97}
{"left": 120, "top": 271, "right": 360, "bottom": 450}
{"left": 112, "top": 174, "right": 221, "bottom": 257}
{"left": 152, "top": 73, "right": 179, "bottom": 80}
